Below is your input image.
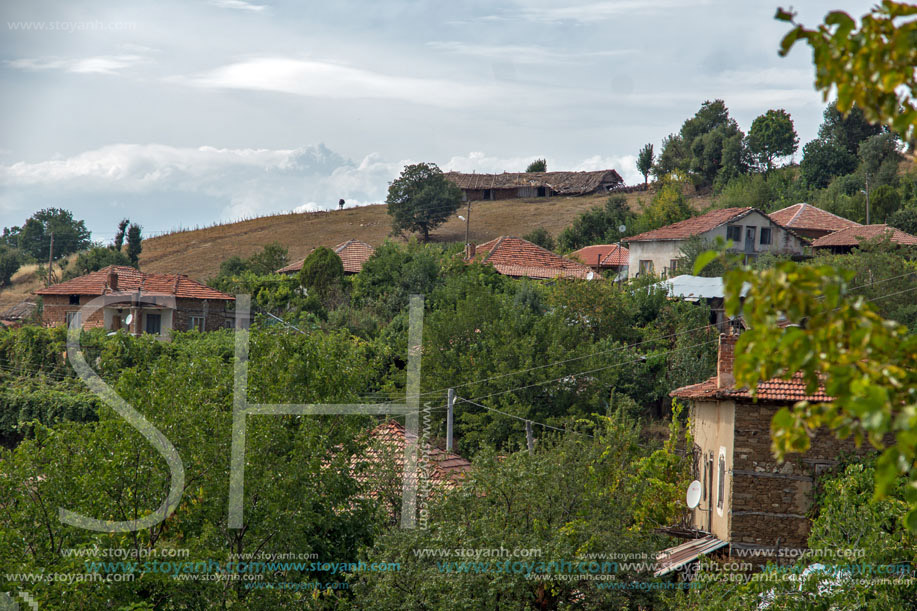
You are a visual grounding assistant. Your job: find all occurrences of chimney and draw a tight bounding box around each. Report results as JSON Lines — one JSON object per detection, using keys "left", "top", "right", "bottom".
{"left": 464, "top": 243, "right": 476, "bottom": 259}
{"left": 108, "top": 270, "right": 118, "bottom": 292}
{"left": 716, "top": 333, "right": 737, "bottom": 389}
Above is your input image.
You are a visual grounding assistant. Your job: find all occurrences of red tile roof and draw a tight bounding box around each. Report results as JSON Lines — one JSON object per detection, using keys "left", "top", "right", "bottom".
{"left": 34, "top": 266, "right": 234, "bottom": 300}
{"left": 355, "top": 421, "right": 471, "bottom": 488}
{"left": 277, "top": 239, "right": 375, "bottom": 274}
{"left": 768, "top": 203, "right": 860, "bottom": 233}
{"left": 671, "top": 372, "right": 832, "bottom": 403}
{"left": 471, "top": 236, "right": 594, "bottom": 279}
{"left": 625, "top": 207, "right": 755, "bottom": 242}
{"left": 810, "top": 224, "right": 917, "bottom": 248}
{"left": 569, "top": 244, "right": 629, "bottom": 267}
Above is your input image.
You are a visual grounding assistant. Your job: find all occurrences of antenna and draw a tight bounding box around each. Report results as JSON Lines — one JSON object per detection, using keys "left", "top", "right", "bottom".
{"left": 686, "top": 480, "right": 702, "bottom": 509}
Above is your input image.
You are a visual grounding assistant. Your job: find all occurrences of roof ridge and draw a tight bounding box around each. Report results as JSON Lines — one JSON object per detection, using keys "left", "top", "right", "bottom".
{"left": 481, "top": 236, "right": 506, "bottom": 264}
{"left": 787, "top": 203, "right": 806, "bottom": 226}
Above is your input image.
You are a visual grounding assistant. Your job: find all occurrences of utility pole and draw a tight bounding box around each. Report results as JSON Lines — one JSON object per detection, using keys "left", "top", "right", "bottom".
{"left": 446, "top": 388, "right": 455, "bottom": 452}
{"left": 865, "top": 174, "right": 871, "bottom": 225}
{"left": 46, "top": 231, "right": 54, "bottom": 287}
{"left": 525, "top": 421, "right": 534, "bottom": 455}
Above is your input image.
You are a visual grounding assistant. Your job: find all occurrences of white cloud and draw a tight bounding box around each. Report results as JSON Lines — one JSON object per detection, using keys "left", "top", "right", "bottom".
{"left": 209, "top": 0, "right": 267, "bottom": 12}
{"left": 180, "top": 57, "right": 498, "bottom": 108}
{"left": 498, "top": 0, "right": 713, "bottom": 24}
{"left": 6, "top": 55, "right": 145, "bottom": 75}
{"left": 426, "top": 41, "right": 635, "bottom": 64}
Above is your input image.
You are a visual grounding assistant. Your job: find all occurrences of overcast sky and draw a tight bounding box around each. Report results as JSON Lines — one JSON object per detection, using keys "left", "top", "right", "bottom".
{"left": 0, "top": 0, "right": 876, "bottom": 239}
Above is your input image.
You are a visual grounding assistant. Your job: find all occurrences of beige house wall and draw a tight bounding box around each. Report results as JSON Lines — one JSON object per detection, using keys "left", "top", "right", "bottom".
{"left": 690, "top": 399, "right": 735, "bottom": 542}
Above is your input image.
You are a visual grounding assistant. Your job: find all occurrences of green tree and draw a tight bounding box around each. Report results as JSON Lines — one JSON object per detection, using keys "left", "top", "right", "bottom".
{"left": 16, "top": 208, "right": 91, "bottom": 261}
{"left": 64, "top": 246, "right": 132, "bottom": 280}
{"left": 889, "top": 205, "right": 917, "bottom": 235}
{"left": 386, "top": 162, "right": 462, "bottom": 241}
{"left": 556, "top": 195, "right": 634, "bottom": 252}
{"left": 112, "top": 218, "right": 129, "bottom": 252}
{"left": 679, "top": 99, "right": 748, "bottom": 187}
{"left": 0, "top": 245, "right": 22, "bottom": 287}
{"left": 631, "top": 174, "right": 693, "bottom": 235}
{"left": 299, "top": 246, "right": 344, "bottom": 298}
{"left": 636, "top": 143, "right": 654, "bottom": 186}
{"left": 818, "top": 103, "right": 884, "bottom": 156}
{"left": 525, "top": 158, "right": 547, "bottom": 172}
{"left": 125, "top": 223, "right": 142, "bottom": 267}
{"left": 521, "top": 227, "right": 555, "bottom": 251}
{"left": 247, "top": 241, "right": 289, "bottom": 275}
{"left": 799, "top": 137, "right": 857, "bottom": 188}
{"left": 746, "top": 109, "right": 799, "bottom": 171}
{"left": 654, "top": 134, "right": 687, "bottom": 178}
{"left": 776, "top": 2, "right": 917, "bottom": 142}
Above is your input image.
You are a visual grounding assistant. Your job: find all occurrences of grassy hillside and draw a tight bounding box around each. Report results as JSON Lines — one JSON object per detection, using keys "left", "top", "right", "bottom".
{"left": 0, "top": 188, "right": 713, "bottom": 309}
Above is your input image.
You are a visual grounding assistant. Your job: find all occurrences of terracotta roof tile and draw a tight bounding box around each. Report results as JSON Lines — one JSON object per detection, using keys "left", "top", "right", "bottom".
{"left": 810, "top": 224, "right": 917, "bottom": 248}
{"left": 671, "top": 372, "right": 832, "bottom": 403}
{"left": 625, "top": 208, "right": 755, "bottom": 242}
{"left": 277, "top": 239, "right": 375, "bottom": 274}
{"left": 471, "top": 236, "right": 594, "bottom": 279}
{"left": 34, "top": 266, "right": 234, "bottom": 300}
{"left": 768, "top": 203, "right": 860, "bottom": 233}
{"left": 569, "top": 244, "right": 629, "bottom": 267}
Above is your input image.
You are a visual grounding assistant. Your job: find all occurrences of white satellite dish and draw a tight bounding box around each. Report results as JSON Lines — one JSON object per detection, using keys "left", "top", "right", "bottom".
{"left": 124, "top": 314, "right": 133, "bottom": 326}
{"left": 458, "top": 215, "right": 466, "bottom": 221}
{"left": 106, "top": 331, "right": 117, "bottom": 336}
{"left": 586, "top": 271, "right": 595, "bottom": 281}
{"left": 686, "top": 480, "right": 702, "bottom": 509}
{"left": 618, "top": 224, "right": 627, "bottom": 233}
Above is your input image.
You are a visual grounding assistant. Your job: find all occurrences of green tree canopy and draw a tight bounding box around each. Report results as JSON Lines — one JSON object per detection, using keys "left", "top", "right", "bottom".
{"left": 0, "top": 245, "right": 22, "bottom": 288}
{"left": 799, "top": 137, "right": 857, "bottom": 188}
{"left": 299, "top": 246, "right": 344, "bottom": 297}
{"left": 636, "top": 143, "right": 654, "bottom": 186}
{"left": 386, "top": 162, "right": 462, "bottom": 241}
{"left": 521, "top": 227, "right": 555, "bottom": 251}
{"left": 746, "top": 108, "right": 799, "bottom": 170}
{"left": 818, "top": 102, "right": 884, "bottom": 156}
{"left": 556, "top": 195, "right": 635, "bottom": 252}
{"left": 125, "top": 223, "right": 142, "bottom": 267}
{"left": 15, "top": 208, "right": 91, "bottom": 261}
{"left": 525, "top": 158, "right": 547, "bottom": 172}
{"left": 64, "top": 246, "right": 132, "bottom": 280}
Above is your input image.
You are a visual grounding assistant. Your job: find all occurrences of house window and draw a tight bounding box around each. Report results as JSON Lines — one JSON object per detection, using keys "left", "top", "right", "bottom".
{"left": 145, "top": 313, "right": 162, "bottom": 335}
{"left": 726, "top": 225, "right": 742, "bottom": 242}
{"left": 638, "top": 260, "right": 654, "bottom": 275}
{"left": 669, "top": 259, "right": 679, "bottom": 274}
{"left": 65, "top": 311, "right": 81, "bottom": 327}
{"left": 190, "top": 316, "right": 204, "bottom": 331}
{"left": 717, "top": 454, "right": 726, "bottom": 510}
{"left": 69, "top": 295, "right": 80, "bottom": 305}
{"left": 760, "top": 227, "right": 772, "bottom": 245}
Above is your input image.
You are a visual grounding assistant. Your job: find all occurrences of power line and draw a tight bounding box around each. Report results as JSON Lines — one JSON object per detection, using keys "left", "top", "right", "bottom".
{"left": 456, "top": 396, "right": 594, "bottom": 439}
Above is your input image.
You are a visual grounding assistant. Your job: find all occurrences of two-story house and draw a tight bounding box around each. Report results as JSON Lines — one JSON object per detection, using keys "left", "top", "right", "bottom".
{"left": 625, "top": 207, "right": 807, "bottom": 278}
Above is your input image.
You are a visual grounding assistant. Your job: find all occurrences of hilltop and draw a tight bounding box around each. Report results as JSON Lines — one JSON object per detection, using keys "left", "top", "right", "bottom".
{"left": 0, "top": 188, "right": 713, "bottom": 309}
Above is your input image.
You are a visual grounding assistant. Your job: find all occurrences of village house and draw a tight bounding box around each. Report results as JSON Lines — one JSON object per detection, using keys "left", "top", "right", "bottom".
{"left": 658, "top": 333, "right": 874, "bottom": 573}
{"left": 655, "top": 275, "right": 748, "bottom": 333}
{"left": 277, "top": 239, "right": 375, "bottom": 275}
{"left": 624, "top": 207, "right": 808, "bottom": 279}
{"left": 465, "top": 236, "right": 595, "bottom": 280}
{"left": 568, "top": 244, "right": 629, "bottom": 277}
{"left": 767, "top": 203, "right": 861, "bottom": 239}
{"left": 810, "top": 224, "right": 917, "bottom": 254}
{"left": 445, "top": 170, "right": 623, "bottom": 202}
{"left": 33, "top": 265, "right": 235, "bottom": 338}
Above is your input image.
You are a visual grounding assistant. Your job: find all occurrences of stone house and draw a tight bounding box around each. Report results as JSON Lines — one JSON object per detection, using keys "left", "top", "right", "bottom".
{"left": 34, "top": 265, "right": 235, "bottom": 339}
{"left": 624, "top": 207, "right": 808, "bottom": 279}
{"left": 662, "top": 334, "right": 875, "bottom": 568}
{"left": 445, "top": 170, "right": 623, "bottom": 201}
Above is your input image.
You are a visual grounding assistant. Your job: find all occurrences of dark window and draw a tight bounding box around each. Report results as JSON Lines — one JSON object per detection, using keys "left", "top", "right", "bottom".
{"left": 726, "top": 225, "right": 742, "bottom": 242}
{"left": 639, "top": 260, "right": 654, "bottom": 275}
{"left": 145, "top": 313, "right": 162, "bottom": 335}
{"left": 717, "top": 455, "right": 726, "bottom": 509}
{"left": 69, "top": 294, "right": 80, "bottom": 305}
{"left": 669, "top": 259, "right": 679, "bottom": 274}
{"left": 760, "top": 227, "right": 772, "bottom": 245}
{"left": 190, "top": 316, "right": 204, "bottom": 331}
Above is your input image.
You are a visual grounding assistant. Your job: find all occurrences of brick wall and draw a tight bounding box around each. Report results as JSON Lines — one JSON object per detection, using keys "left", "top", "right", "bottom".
{"left": 40, "top": 295, "right": 233, "bottom": 333}
{"left": 40, "top": 295, "right": 105, "bottom": 329}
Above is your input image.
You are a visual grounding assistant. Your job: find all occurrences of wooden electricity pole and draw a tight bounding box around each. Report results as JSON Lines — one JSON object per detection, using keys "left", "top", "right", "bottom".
{"left": 446, "top": 388, "right": 455, "bottom": 452}
{"left": 46, "top": 232, "right": 54, "bottom": 286}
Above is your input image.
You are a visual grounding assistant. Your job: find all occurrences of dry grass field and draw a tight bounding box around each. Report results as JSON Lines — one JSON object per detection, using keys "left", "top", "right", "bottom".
{"left": 0, "top": 188, "right": 714, "bottom": 309}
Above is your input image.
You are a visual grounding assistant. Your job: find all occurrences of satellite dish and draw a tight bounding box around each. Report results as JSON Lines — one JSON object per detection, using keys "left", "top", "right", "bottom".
{"left": 686, "top": 480, "right": 702, "bottom": 509}
{"left": 618, "top": 224, "right": 627, "bottom": 233}
{"left": 124, "top": 314, "right": 133, "bottom": 326}
{"left": 586, "top": 271, "right": 595, "bottom": 281}
{"left": 458, "top": 215, "right": 466, "bottom": 221}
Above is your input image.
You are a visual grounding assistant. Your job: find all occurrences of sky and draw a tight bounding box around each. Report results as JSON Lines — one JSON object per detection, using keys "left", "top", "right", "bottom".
{"left": 0, "top": 0, "right": 878, "bottom": 240}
